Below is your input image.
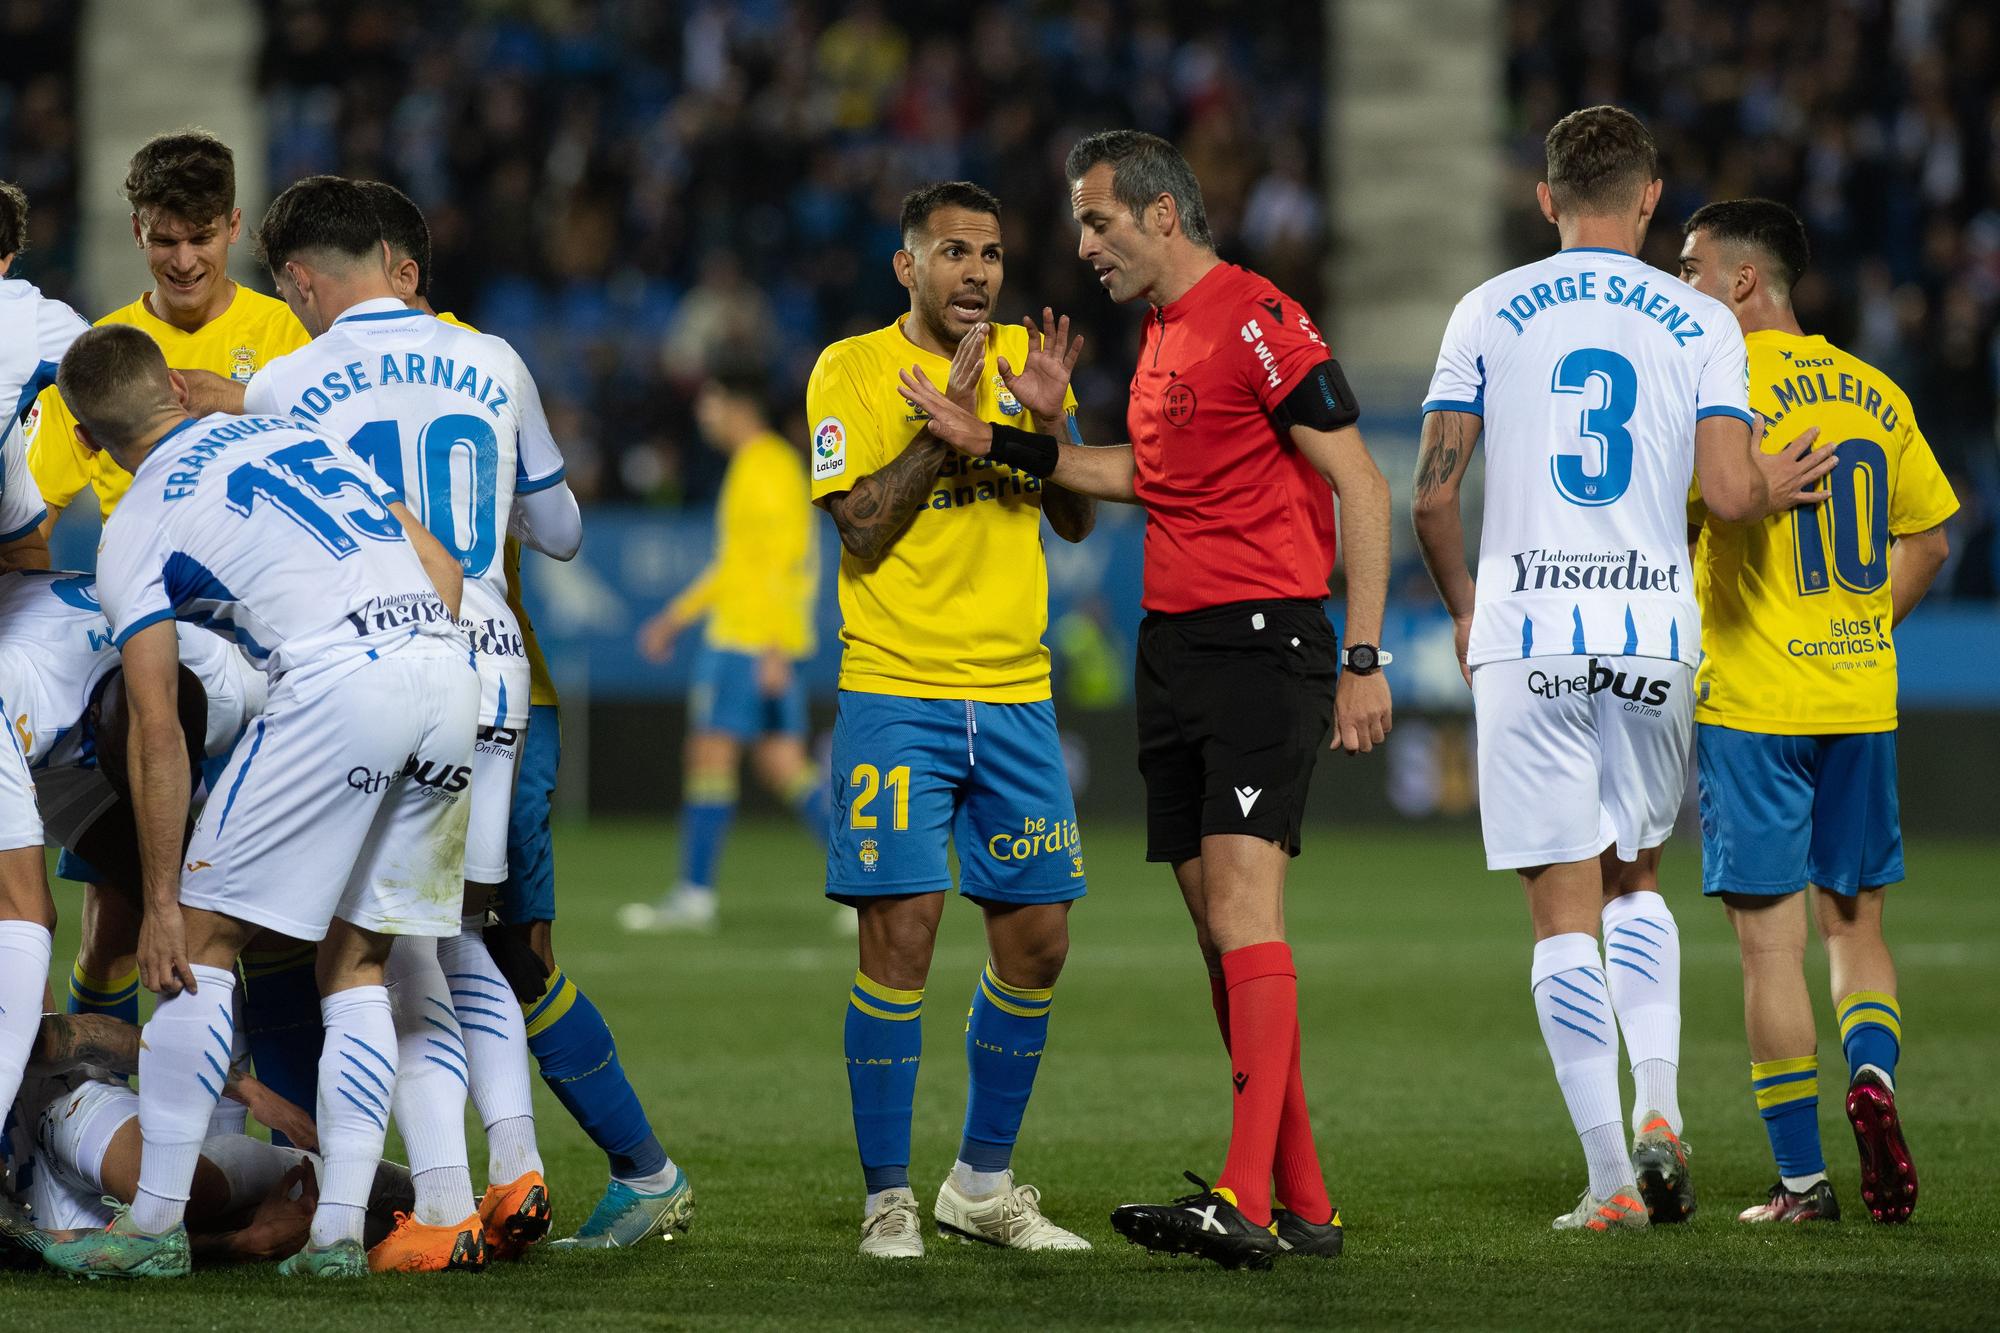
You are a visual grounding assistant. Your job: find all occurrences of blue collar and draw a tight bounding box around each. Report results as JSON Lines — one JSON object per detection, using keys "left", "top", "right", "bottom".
{"left": 334, "top": 298, "right": 424, "bottom": 325}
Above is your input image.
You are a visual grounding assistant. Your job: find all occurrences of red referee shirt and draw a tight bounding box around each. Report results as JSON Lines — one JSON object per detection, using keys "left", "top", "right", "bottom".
{"left": 1128, "top": 262, "right": 1339, "bottom": 614}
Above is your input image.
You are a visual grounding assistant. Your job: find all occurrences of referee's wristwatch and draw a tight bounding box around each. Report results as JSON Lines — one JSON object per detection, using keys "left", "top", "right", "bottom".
{"left": 1341, "top": 643, "right": 1392, "bottom": 675}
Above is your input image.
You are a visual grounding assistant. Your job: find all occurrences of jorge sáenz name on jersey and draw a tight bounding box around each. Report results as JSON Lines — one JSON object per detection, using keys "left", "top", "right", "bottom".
{"left": 1526, "top": 657, "right": 1675, "bottom": 715}
{"left": 345, "top": 591, "right": 453, "bottom": 638}
{"left": 1790, "top": 614, "right": 1890, "bottom": 666}
{"left": 1492, "top": 270, "right": 1705, "bottom": 345}
{"left": 1511, "top": 547, "right": 1681, "bottom": 593}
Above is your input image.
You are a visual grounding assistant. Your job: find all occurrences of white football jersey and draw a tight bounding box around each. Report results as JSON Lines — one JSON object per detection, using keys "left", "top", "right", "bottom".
{"left": 1425, "top": 247, "right": 1750, "bottom": 668}
{"left": 0, "top": 276, "right": 90, "bottom": 541}
{"left": 0, "top": 570, "right": 264, "bottom": 770}
{"left": 95, "top": 412, "right": 462, "bottom": 683}
{"left": 243, "top": 298, "right": 565, "bottom": 726}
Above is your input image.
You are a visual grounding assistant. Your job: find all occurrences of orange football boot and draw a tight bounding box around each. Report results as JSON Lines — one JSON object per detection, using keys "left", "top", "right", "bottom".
{"left": 480, "top": 1172, "right": 553, "bottom": 1261}
{"left": 366, "top": 1211, "right": 487, "bottom": 1273}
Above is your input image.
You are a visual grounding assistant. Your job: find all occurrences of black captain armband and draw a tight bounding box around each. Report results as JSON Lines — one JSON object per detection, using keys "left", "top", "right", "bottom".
{"left": 986, "top": 422, "right": 1060, "bottom": 479}
{"left": 1272, "top": 358, "right": 1361, "bottom": 432}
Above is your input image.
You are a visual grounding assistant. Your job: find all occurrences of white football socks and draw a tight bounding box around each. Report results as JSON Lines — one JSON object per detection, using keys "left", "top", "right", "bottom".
{"left": 0, "top": 921, "right": 52, "bottom": 1125}
{"left": 311, "top": 985, "right": 397, "bottom": 1248}
{"left": 1601, "top": 891, "right": 1684, "bottom": 1137}
{"left": 1531, "top": 933, "right": 1635, "bottom": 1200}
{"left": 206, "top": 984, "right": 251, "bottom": 1138}
{"left": 385, "top": 936, "right": 477, "bottom": 1225}
{"left": 951, "top": 1162, "right": 1010, "bottom": 1198}
{"left": 436, "top": 918, "right": 543, "bottom": 1182}
{"left": 132, "top": 963, "right": 237, "bottom": 1234}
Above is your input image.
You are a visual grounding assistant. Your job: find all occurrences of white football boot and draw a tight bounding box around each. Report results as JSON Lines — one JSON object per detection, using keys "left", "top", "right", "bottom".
{"left": 859, "top": 1188, "right": 924, "bottom": 1259}
{"left": 935, "top": 1172, "right": 1090, "bottom": 1251}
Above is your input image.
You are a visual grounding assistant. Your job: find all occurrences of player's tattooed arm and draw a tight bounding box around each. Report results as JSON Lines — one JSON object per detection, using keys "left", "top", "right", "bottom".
{"left": 824, "top": 321, "right": 988, "bottom": 562}
{"left": 1410, "top": 408, "right": 1483, "bottom": 681}
{"left": 32, "top": 1012, "right": 141, "bottom": 1075}
{"left": 823, "top": 433, "right": 953, "bottom": 562}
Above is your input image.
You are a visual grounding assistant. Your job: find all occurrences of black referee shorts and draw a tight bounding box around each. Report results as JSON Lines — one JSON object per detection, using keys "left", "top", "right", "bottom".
{"left": 1135, "top": 598, "right": 1338, "bottom": 864}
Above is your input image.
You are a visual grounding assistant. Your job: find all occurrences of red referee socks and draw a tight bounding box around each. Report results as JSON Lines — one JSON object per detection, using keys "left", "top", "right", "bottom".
{"left": 1215, "top": 942, "right": 1305, "bottom": 1227}
{"left": 1209, "top": 962, "right": 1334, "bottom": 1225}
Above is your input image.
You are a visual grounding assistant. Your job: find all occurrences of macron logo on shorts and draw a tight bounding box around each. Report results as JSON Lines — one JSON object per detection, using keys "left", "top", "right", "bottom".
{"left": 1234, "top": 786, "right": 1262, "bottom": 816}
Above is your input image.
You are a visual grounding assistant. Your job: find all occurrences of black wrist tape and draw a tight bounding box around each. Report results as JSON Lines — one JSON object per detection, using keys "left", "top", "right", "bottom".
{"left": 987, "top": 422, "right": 1060, "bottom": 479}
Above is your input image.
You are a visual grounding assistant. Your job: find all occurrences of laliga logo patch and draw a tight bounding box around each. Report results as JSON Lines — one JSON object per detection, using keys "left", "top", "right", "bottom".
{"left": 858, "top": 838, "right": 879, "bottom": 871}
{"left": 812, "top": 416, "right": 846, "bottom": 480}
{"left": 229, "top": 345, "right": 257, "bottom": 382}
{"left": 993, "top": 375, "right": 1025, "bottom": 417}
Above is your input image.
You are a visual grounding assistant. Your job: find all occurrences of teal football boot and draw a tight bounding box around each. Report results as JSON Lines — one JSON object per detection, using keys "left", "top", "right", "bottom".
{"left": 549, "top": 1172, "right": 694, "bottom": 1250}
{"left": 40, "top": 1203, "right": 191, "bottom": 1279}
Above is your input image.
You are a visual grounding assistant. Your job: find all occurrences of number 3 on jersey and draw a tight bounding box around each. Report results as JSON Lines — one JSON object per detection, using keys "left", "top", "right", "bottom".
{"left": 1550, "top": 347, "right": 1636, "bottom": 506}
{"left": 349, "top": 415, "right": 501, "bottom": 574}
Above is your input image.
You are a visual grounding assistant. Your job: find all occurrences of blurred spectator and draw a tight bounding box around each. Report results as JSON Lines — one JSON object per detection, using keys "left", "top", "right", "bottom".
{"left": 0, "top": 1, "right": 79, "bottom": 298}
{"left": 1508, "top": 0, "right": 2000, "bottom": 597}
{"left": 254, "top": 0, "right": 1324, "bottom": 504}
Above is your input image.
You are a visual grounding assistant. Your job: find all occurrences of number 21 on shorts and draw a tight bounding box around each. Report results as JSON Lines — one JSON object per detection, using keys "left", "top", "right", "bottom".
{"left": 849, "top": 763, "right": 909, "bottom": 830}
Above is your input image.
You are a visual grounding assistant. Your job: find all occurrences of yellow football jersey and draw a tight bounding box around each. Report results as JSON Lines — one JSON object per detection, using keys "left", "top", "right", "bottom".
{"left": 28, "top": 285, "right": 307, "bottom": 521}
{"left": 667, "top": 430, "right": 817, "bottom": 657}
{"left": 806, "top": 317, "right": 1075, "bottom": 701}
{"left": 437, "top": 308, "right": 560, "bottom": 709}
{"left": 1692, "top": 330, "right": 1959, "bottom": 734}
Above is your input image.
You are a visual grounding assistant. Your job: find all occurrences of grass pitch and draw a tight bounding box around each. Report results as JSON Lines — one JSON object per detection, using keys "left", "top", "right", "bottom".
{"left": 7, "top": 818, "right": 1997, "bottom": 1330}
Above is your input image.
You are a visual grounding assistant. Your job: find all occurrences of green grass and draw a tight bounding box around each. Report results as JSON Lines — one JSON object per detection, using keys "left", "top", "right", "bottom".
{"left": 8, "top": 819, "right": 1999, "bottom": 1329}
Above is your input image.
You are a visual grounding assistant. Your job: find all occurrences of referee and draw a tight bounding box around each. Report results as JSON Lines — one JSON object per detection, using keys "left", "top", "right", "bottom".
{"left": 900, "top": 129, "right": 1393, "bottom": 1268}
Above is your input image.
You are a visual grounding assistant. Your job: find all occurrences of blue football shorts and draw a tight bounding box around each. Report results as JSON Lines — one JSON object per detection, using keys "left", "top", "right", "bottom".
{"left": 1697, "top": 724, "right": 1903, "bottom": 897}
{"left": 498, "top": 702, "right": 562, "bottom": 924}
{"left": 824, "top": 691, "right": 1086, "bottom": 906}
{"left": 688, "top": 640, "right": 807, "bottom": 741}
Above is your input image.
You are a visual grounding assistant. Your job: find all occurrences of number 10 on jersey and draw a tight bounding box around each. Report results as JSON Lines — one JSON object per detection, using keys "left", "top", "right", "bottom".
{"left": 348, "top": 415, "right": 501, "bottom": 573}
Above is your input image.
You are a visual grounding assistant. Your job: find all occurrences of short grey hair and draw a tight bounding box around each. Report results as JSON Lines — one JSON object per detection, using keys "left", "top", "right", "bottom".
{"left": 1064, "top": 130, "right": 1212, "bottom": 248}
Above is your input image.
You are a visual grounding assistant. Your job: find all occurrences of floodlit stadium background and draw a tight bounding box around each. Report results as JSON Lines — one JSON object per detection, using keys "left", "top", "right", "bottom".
{"left": 8, "top": 0, "right": 1996, "bottom": 832}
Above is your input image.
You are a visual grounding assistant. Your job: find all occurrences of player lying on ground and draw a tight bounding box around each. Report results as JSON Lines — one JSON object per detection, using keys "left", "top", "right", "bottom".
{"left": 3, "top": 1012, "right": 413, "bottom": 1266}
{"left": 1410, "top": 106, "right": 1832, "bottom": 1233}
{"left": 1679, "top": 198, "right": 1955, "bottom": 1226}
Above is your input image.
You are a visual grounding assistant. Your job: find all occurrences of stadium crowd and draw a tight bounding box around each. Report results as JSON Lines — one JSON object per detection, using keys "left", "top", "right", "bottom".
{"left": 1507, "top": 0, "right": 2000, "bottom": 597}
{"left": 255, "top": 0, "right": 1326, "bottom": 504}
